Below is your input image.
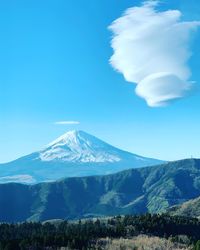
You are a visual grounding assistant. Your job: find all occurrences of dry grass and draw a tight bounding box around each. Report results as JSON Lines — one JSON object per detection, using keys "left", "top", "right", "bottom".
{"left": 93, "top": 235, "right": 192, "bottom": 250}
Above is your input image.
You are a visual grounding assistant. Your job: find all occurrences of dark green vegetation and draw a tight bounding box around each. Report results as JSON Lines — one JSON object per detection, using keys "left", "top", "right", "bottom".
{"left": 169, "top": 196, "right": 200, "bottom": 218}
{"left": 0, "top": 214, "right": 200, "bottom": 249}
{"left": 1, "top": 159, "right": 200, "bottom": 222}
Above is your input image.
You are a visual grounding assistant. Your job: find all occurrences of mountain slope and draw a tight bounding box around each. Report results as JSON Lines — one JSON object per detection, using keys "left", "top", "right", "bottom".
{"left": 0, "top": 130, "right": 163, "bottom": 184}
{"left": 0, "top": 158, "right": 200, "bottom": 222}
{"left": 168, "top": 196, "right": 200, "bottom": 218}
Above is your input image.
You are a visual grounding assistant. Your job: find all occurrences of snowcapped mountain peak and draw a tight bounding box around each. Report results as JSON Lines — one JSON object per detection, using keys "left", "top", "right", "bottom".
{"left": 39, "top": 130, "right": 122, "bottom": 163}
{"left": 0, "top": 130, "right": 164, "bottom": 184}
{"left": 47, "top": 130, "right": 85, "bottom": 147}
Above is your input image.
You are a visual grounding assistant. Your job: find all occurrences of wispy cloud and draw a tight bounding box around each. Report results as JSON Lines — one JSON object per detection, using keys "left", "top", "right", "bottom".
{"left": 54, "top": 121, "right": 80, "bottom": 125}
{"left": 109, "top": 0, "right": 200, "bottom": 107}
{"left": 0, "top": 175, "right": 36, "bottom": 184}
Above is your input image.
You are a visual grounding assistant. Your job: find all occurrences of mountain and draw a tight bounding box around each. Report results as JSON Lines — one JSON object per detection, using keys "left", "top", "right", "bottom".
{"left": 1, "top": 158, "right": 200, "bottom": 223}
{"left": 168, "top": 196, "right": 200, "bottom": 218}
{"left": 0, "top": 130, "right": 162, "bottom": 184}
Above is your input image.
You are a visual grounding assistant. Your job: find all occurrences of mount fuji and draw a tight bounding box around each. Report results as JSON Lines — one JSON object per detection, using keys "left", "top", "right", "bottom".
{"left": 0, "top": 130, "right": 163, "bottom": 184}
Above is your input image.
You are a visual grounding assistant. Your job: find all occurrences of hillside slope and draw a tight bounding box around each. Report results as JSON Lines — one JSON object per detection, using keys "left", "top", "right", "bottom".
{"left": 0, "top": 159, "right": 200, "bottom": 222}
{"left": 168, "top": 196, "right": 200, "bottom": 218}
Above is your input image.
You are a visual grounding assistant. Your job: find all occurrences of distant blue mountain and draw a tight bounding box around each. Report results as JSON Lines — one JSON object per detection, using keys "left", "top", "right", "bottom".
{"left": 0, "top": 130, "right": 163, "bottom": 184}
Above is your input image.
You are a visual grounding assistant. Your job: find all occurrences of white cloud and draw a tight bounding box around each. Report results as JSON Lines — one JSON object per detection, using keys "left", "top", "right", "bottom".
{"left": 54, "top": 121, "right": 80, "bottom": 125}
{"left": 109, "top": 0, "right": 200, "bottom": 107}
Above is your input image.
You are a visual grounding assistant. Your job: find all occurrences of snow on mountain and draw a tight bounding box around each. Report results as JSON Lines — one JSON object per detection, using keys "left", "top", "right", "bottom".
{"left": 0, "top": 130, "right": 164, "bottom": 184}
{"left": 39, "top": 130, "right": 123, "bottom": 163}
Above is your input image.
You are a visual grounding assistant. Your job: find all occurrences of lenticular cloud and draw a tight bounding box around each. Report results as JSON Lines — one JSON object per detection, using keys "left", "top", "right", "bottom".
{"left": 109, "top": 0, "right": 200, "bottom": 107}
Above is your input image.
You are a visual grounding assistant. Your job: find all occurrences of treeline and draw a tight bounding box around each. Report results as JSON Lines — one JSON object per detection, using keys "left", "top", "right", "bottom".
{"left": 0, "top": 214, "right": 200, "bottom": 249}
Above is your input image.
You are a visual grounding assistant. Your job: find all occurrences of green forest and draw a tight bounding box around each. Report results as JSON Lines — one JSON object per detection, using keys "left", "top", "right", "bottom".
{"left": 1, "top": 214, "right": 200, "bottom": 249}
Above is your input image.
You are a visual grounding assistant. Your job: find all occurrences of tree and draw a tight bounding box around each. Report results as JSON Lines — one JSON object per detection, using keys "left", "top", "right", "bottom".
{"left": 194, "top": 240, "right": 200, "bottom": 250}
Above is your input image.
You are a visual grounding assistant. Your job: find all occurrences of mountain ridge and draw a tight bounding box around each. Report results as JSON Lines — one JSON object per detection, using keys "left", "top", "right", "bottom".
{"left": 0, "top": 158, "right": 200, "bottom": 222}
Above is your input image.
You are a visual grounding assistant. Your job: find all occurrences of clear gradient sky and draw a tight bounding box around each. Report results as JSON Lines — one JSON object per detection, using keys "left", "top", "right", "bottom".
{"left": 0, "top": 0, "right": 200, "bottom": 163}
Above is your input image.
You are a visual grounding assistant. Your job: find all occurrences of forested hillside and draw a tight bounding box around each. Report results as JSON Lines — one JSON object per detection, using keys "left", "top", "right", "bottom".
{"left": 169, "top": 196, "right": 200, "bottom": 218}
{"left": 0, "top": 214, "right": 200, "bottom": 249}
{"left": 0, "top": 159, "right": 200, "bottom": 222}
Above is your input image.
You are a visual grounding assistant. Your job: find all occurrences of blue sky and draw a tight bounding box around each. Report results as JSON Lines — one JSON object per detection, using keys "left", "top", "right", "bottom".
{"left": 0, "top": 0, "right": 200, "bottom": 163}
